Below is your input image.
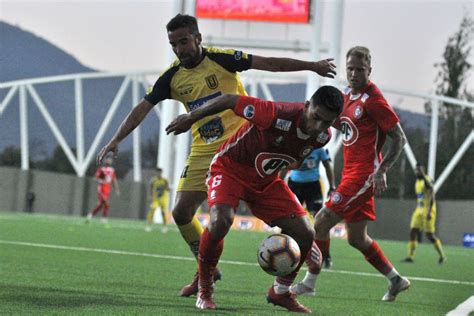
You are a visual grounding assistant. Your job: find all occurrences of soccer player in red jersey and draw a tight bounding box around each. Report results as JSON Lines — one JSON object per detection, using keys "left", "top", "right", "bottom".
{"left": 166, "top": 86, "right": 344, "bottom": 313}
{"left": 291, "top": 46, "right": 410, "bottom": 301}
{"left": 86, "top": 157, "right": 120, "bottom": 224}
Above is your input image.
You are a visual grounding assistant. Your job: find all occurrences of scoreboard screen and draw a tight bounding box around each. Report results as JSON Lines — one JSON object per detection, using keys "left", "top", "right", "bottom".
{"left": 196, "top": 0, "right": 311, "bottom": 24}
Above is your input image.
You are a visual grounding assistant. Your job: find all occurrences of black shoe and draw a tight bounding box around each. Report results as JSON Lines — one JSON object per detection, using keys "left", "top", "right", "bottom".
{"left": 324, "top": 256, "right": 333, "bottom": 269}
{"left": 401, "top": 257, "right": 414, "bottom": 263}
{"left": 438, "top": 256, "right": 446, "bottom": 265}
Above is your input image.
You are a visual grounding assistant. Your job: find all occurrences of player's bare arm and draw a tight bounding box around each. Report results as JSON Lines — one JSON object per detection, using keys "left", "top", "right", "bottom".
{"left": 371, "top": 122, "right": 407, "bottom": 195}
{"left": 322, "top": 159, "right": 336, "bottom": 193}
{"left": 97, "top": 99, "right": 154, "bottom": 164}
{"left": 166, "top": 94, "right": 240, "bottom": 135}
{"left": 251, "top": 56, "right": 337, "bottom": 78}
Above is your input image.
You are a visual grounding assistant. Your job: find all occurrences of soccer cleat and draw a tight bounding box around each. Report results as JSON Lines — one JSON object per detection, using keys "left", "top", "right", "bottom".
{"left": 324, "top": 256, "right": 333, "bottom": 269}
{"left": 438, "top": 256, "right": 446, "bottom": 265}
{"left": 401, "top": 257, "right": 414, "bottom": 263}
{"left": 289, "top": 282, "right": 316, "bottom": 296}
{"left": 161, "top": 226, "right": 168, "bottom": 234}
{"left": 179, "top": 269, "right": 222, "bottom": 297}
{"left": 382, "top": 276, "right": 411, "bottom": 302}
{"left": 267, "top": 286, "right": 312, "bottom": 313}
{"left": 144, "top": 226, "right": 152, "bottom": 232}
{"left": 195, "top": 285, "right": 216, "bottom": 310}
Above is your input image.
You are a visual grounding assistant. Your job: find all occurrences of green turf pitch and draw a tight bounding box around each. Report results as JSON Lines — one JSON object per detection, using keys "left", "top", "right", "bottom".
{"left": 0, "top": 212, "right": 472, "bottom": 315}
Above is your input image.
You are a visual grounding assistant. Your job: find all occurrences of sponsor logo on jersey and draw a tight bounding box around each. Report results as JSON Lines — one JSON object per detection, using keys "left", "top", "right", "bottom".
{"left": 187, "top": 92, "right": 222, "bottom": 111}
{"left": 275, "top": 118, "right": 292, "bottom": 131}
{"left": 354, "top": 105, "right": 363, "bottom": 119}
{"left": 178, "top": 84, "right": 194, "bottom": 96}
{"left": 243, "top": 105, "right": 255, "bottom": 119}
{"left": 340, "top": 116, "right": 359, "bottom": 146}
{"left": 205, "top": 74, "right": 219, "bottom": 89}
{"left": 234, "top": 51, "right": 242, "bottom": 60}
{"left": 255, "top": 152, "right": 296, "bottom": 178}
{"left": 331, "top": 192, "right": 342, "bottom": 204}
{"left": 299, "top": 146, "right": 313, "bottom": 158}
{"left": 198, "top": 117, "right": 225, "bottom": 144}
{"left": 210, "top": 189, "right": 216, "bottom": 200}
{"left": 317, "top": 132, "right": 329, "bottom": 143}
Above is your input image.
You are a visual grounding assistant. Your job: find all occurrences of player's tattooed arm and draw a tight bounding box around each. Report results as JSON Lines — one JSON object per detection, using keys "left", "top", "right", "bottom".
{"left": 97, "top": 99, "right": 154, "bottom": 164}
{"left": 166, "top": 94, "right": 240, "bottom": 135}
{"left": 251, "top": 56, "right": 337, "bottom": 78}
{"left": 371, "top": 123, "right": 407, "bottom": 194}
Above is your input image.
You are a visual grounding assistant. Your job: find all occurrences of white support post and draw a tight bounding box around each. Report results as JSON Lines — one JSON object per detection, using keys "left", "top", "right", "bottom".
{"left": 26, "top": 84, "right": 80, "bottom": 173}
{"left": 250, "top": 79, "right": 258, "bottom": 98}
{"left": 428, "top": 100, "right": 439, "bottom": 179}
{"left": 19, "top": 85, "right": 29, "bottom": 170}
{"left": 305, "top": 0, "right": 324, "bottom": 99}
{"left": 158, "top": 101, "right": 179, "bottom": 182}
{"left": 260, "top": 82, "right": 274, "bottom": 101}
{"left": 80, "top": 76, "right": 131, "bottom": 175}
{"left": 326, "top": 0, "right": 344, "bottom": 87}
{"left": 0, "top": 86, "right": 18, "bottom": 115}
{"left": 403, "top": 140, "right": 418, "bottom": 171}
{"left": 132, "top": 76, "right": 142, "bottom": 182}
{"left": 74, "top": 78, "right": 85, "bottom": 175}
{"left": 434, "top": 130, "right": 474, "bottom": 193}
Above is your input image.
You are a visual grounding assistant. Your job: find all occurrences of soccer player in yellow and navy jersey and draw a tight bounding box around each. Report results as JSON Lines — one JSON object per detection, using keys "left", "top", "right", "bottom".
{"left": 403, "top": 164, "right": 446, "bottom": 264}
{"left": 145, "top": 167, "right": 170, "bottom": 233}
{"left": 97, "top": 13, "right": 337, "bottom": 296}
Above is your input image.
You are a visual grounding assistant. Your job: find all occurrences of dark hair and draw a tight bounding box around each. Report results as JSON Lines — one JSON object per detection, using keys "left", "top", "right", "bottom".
{"left": 156, "top": 167, "right": 163, "bottom": 172}
{"left": 346, "top": 46, "right": 371, "bottom": 67}
{"left": 310, "top": 86, "right": 344, "bottom": 114}
{"left": 166, "top": 14, "right": 200, "bottom": 34}
{"left": 416, "top": 163, "right": 424, "bottom": 168}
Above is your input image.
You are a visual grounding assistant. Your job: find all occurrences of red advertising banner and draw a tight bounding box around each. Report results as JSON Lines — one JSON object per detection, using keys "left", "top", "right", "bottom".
{"left": 196, "top": 0, "right": 311, "bottom": 24}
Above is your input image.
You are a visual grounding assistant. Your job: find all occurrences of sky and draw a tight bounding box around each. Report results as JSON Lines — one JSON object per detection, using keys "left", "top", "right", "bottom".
{"left": 1, "top": 0, "right": 473, "bottom": 112}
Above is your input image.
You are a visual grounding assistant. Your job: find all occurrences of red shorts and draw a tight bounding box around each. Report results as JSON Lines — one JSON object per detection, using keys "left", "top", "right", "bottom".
{"left": 325, "top": 176, "right": 376, "bottom": 223}
{"left": 98, "top": 185, "right": 111, "bottom": 202}
{"left": 207, "top": 171, "right": 307, "bottom": 226}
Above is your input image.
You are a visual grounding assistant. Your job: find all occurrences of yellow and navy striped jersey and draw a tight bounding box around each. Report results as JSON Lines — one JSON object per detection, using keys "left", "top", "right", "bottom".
{"left": 150, "top": 176, "right": 169, "bottom": 199}
{"left": 144, "top": 47, "right": 252, "bottom": 153}
{"left": 415, "top": 176, "right": 435, "bottom": 209}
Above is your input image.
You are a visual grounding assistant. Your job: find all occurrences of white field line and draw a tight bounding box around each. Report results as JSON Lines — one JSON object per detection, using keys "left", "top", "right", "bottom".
{"left": 446, "top": 296, "right": 474, "bottom": 316}
{"left": 1, "top": 240, "right": 473, "bottom": 287}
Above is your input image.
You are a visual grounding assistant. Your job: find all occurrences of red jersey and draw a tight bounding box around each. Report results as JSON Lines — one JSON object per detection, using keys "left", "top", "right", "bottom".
{"left": 335, "top": 81, "right": 399, "bottom": 180}
{"left": 95, "top": 166, "right": 116, "bottom": 190}
{"left": 210, "top": 96, "right": 331, "bottom": 189}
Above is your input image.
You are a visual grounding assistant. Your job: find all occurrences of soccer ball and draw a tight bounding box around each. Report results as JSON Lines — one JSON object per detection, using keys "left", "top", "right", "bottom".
{"left": 257, "top": 233, "right": 301, "bottom": 276}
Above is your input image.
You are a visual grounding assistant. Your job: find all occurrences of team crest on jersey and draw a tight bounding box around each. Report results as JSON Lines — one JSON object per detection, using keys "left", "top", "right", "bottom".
{"left": 299, "top": 146, "right": 313, "bottom": 158}
{"left": 340, "top": 116, "right": 359, "bottom": 146}
{"left": 243, "top": 105, "right": 255, "bottom": 118}
{"left": 255, "top": 152, "right": 296, "bottom": 178}
{"left": 331, "top": 192, "right": 342, "bottom": 204}
{"left": 234, "top": 51, "right": 242, "bottom": 60}
{"left": 354, "top": 105, "right": 363, "bottom": 119}
{"left": 275, "top": 119, "right": 292, "bottom": 131}
{"left": 205, "top": 74, "right": 219, "bottom": 89}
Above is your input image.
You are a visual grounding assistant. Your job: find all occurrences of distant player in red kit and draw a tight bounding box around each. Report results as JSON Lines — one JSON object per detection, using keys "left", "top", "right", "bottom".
{"left": 86, "top": 157, "right": 120, "bottom": 224}
{"left": 291, "top": 46, "right": 410, "bottom": 302}
{"left": 166, "top": 86, "right": 344, "bottom": 313}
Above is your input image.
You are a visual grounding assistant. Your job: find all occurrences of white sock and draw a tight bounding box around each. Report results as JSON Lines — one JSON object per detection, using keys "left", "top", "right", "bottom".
{"left": 273, "top": 281, "right": 289, "bottom": 294}
{"left": 87, "top": 213, "right": 92, "bottom": 220}
{"left": 386, "top": 268, "right": 400, "bottom": 281}
{"left": 302, "top": 271, "right": 317, "bottom": 289}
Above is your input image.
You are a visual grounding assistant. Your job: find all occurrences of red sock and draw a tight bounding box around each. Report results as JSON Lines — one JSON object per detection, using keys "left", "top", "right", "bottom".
{"left": 362, "top": 241, "right": 393, "bottom": 275}
{"left": 198, "top": 229, "right": 224, "bottom": 288}
{"left": 276, "top": 239, "right": 312, "bottom": 286}
{"left": 315, "top": 239, "right": 330, "bottom": 261}
{"left": 103, "top": 203, "right": 110, "bottom": 217}
{"left": 305, "top": 241, "right": 322, "bottom": 275}
{"left": 91, "top": 203, "right": 102, "bottom": 216}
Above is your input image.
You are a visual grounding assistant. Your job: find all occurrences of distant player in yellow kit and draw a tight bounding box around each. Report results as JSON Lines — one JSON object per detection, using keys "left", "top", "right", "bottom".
{"left": 403, "top": 164, "right": 446, "bottom": 264}
{"left": 145, "top": 167, "right": 170, "bottom": 233}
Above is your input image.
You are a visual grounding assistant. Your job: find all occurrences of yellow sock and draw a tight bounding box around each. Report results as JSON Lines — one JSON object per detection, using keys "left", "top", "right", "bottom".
{"left": 434, "top": 239, "right": 445, "bottom": 258}
{"left": 177, "top": 216, "right": 204, "bottom": 259}
{"left": 408, "top": 240, "right": 417, "bottom": 259}
{"left": 146, "top": 208, "right": 154, "bottom": 225}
